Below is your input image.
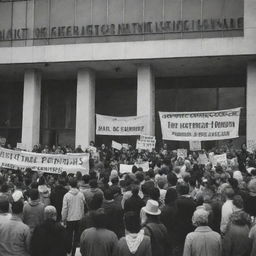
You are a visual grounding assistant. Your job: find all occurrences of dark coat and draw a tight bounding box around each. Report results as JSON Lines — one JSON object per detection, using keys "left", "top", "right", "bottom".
{"left": 124, "top": 195, "right": 145, "bottom": 216}
{"left": 30, "top": 219, "right": 69, "bottom": 256}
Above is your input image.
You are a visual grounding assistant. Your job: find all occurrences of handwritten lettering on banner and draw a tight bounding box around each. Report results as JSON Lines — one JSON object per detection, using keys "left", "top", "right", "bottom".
{"left": 0, "top": 147, "right": 89, "bottom": 175}
{"left": 135, "top": 161, "right": 150, "bottom": 172}
{"left": 96, "top": 114, "right": 147, "bottom": 136}
{"left": 136, "top": 135, "right": 156, "bottom": 151}
{"left": 159, "top": 108, "right": 241, "bottom": 141}
{"left": 212, "top": 153, "right": 228, "bottom": 166}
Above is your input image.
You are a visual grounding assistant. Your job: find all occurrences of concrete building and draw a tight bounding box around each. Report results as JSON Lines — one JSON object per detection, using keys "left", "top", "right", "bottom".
{"left": 0, "top": 0, "right": 255, "bottom": 151}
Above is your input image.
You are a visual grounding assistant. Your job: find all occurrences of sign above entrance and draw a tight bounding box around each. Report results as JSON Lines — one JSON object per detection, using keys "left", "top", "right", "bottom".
{"left": 159, "top": 108, "right": 241, "bottom": 141}
{"left": 96, "top": 114, "right": 147, "bottom": 136}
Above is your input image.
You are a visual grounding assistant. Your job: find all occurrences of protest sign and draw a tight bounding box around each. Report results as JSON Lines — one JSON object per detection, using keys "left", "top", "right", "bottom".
{"left": 16, "top": 143, "right": 26, "bottom": 150}
{"left": 198, "top": 153, "right": 209, "bottom": 165}
{"left": 122, "top": 144, "right": 129, "bottom": 150}
{"left": 136, "top": 135, "right": 156, "bottom": 151}
{"left": 119, "top": 164, "right": 133, "bottom": 174}
{"left": 135, "top": 161, "right": 150, "bottom": 172}
{"left": 159, "top": 108, "right": 241, "bottom": 141}
{"left": 0, "top": 147, "right": 90, "bottom": 175}
{"left": 247, "top": 140, "right": 256, "bottom": 153}
{"left": 112, "top": 140, "right": 122, "bottom": 150}
{"left": 189, "top": 141, "right": 201, "bottom": 151}
{"left": 0, "top": 137, "right": 6, "bottom": 146}
{"left": 213, "top": 153, "right": 228, "bottom": 166}
{"left": 96, "top": 114, "right": 147, "bottom": 136}
{"left": 177, "top": 149, "right": 187, "bottom": 159}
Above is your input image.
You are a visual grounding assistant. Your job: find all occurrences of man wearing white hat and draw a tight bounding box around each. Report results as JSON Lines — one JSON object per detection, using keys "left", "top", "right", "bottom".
{"left": 142, "top": 200, "right": 168, "bottom": 256}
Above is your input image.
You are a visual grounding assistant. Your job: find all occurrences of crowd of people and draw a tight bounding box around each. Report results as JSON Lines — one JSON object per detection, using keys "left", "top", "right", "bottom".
{"left": 1, "top": 141, "right": 256, "bottom": 256}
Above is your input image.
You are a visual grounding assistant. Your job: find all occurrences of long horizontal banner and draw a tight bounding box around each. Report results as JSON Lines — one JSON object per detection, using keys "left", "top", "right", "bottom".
{"left": 0, "top": 147, "right": 89, "bottom": 175}
{"left": 96, "top": 114, "right": 147, "bottom": 136}
{"left": 159, "top": 108, "right": 241, "bottom": 141}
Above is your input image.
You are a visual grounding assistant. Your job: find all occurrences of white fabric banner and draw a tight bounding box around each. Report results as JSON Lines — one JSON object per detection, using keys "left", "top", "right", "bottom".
{"left": 96, "top": 114, "right": 147, "bottom": 136}
{"left": 0, "top": 147, "right": 90, "bottom": 175}
{"left": 159, "top": 108, "right": 241, "bottom": 141}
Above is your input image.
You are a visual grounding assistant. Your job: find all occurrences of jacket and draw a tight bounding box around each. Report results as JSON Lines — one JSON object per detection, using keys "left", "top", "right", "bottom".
{"left": 61, "top": 188, "right": 85, "bottom": 222}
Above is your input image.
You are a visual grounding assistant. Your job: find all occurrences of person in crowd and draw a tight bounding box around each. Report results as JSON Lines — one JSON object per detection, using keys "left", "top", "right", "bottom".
{"left": 173, "top": 183, "right": 196, "bottom": 256}
{"left": 142, "top": 199, "right": 168, "bottom": 256}
{"left": 30, "top": 205, "right": 69, "bottom": 256}
{"left": 249, "top": 222, "right": 256, "bottom": 256}
{"left": 38, "top": 176, "right": 51, "bottom": 205}
{"left": 83, "top": 178, "right": 104, "bottom": 206}
{"left": 62, "top": 177, "right": 85, "bottom": 256}
{"left": 183, "top": 208, "right": 222, "bottom": 256}
{"left": 220, "top": 186, "right": 235, "bottom": 234}
{"left": 113, "top": 211, "right": 152, "bottom": 256}
{"left": 0, "top": 200, "right": 30, "bottom": 256}
{"left": 50, "top": 177, "right": 68, "bottom": 221}
{"left": 124, "top": 184, "right": 145, "bottom": 216}
{"left": 222, "top": 210, "right": 252, "bottom": 256}
{"left": 23, "top": 188, "right": 45, "bottom": 233}
{"left": 244, "top": 178, "right": 256, "bottom": 217}
{"left": 80, "top": 208, "right": 118, "bottom": 256}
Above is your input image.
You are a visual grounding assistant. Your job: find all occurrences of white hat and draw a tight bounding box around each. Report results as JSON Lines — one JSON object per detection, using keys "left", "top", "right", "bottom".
{"left": 142, "top": 199, "right": 161, "bottom": 215}
{"left": 12, "top": 190, "right": 23, "bottom": 202}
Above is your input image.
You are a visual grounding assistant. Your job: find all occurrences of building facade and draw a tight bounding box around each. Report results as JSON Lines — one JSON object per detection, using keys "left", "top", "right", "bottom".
{"left": 0, "top": 0, "right": 255, "bottom": 151}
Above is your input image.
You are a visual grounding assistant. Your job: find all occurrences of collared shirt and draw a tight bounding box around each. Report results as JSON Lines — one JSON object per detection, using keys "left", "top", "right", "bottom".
{"left": 183, "top": 226, "right": 222, "bottom": 256}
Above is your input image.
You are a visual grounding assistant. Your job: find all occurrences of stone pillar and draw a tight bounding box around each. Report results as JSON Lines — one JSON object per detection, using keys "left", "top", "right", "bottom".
{"left": 137, "top": 65, "right": 155, "bottom": 135}
{"left": 75, "top": 69, "right": 95, "bottom": 149}
{"left": 21, "top": 69, "right": 41, "bottom": 150}
{"left": 247, "top": 62, "right": 256, "bottom": 145}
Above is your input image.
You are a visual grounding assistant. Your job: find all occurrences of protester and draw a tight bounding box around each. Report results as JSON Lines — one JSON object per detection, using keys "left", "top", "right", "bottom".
{"left": 183, "top": 208, "right": 222, "bottom": 256}
{"left": 142, "top": 199, "right": 168, "bottom": 256}
{"left": 113, "top": 211, "right": 152, "bottom": 256}
{"left": 0, "top": 200, "right": 30, "bottom": 256}
{"left": 23, "top": 188, "right": 45, "bottom": 233}
{"left": 61, "top": 178, "right": 85, "bottom": 256}
{"left": 30, "top": 205, "right": 69, "bottom": 256}
{"left": 80, "top": 208, "right": 118, "bottom": 256}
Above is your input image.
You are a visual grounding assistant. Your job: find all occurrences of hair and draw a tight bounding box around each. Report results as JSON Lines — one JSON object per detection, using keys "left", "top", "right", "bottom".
{"left": 69, "top": 178, "right": 78, "bottom": 188}
{"left": 224, "top": 187, "right": 235, "bottom": 200}
{"left": 92, "top": 208, "right": 106, "bottom": 229}
{"left": 135, "top": 172, "right": 144, "bottom": 183}
{"left": 131, "top": 184, "right": 140, "bottom": 196}
{"left": 89, "top": 193, "right": 103, "bottom": 210}
{"left": 251, "top": 169, "right": 256, "bottom": 176}
{"left": 149, "top": 187, "right": 160, "bottom": 201}
{"left": 192, "top": 209, "right": 209, "bottom": 227}
{"left": 233, "top": 195, "right": 244, "bottom": 209}
{"left": 104, "top": 188, "right": 114, "bottom": 201}
{"left": 38, "top": 176, "right": 46, "bottom": 186}
{"left": 132, "top": 165, "right": 138, "bottom": 174}
{"left": 124, "top": 211, "right": 141, "bottom": 233}
{"left": 165, "top": 188, "right": 178, "bottom": 205}
{"left": 12, "top": 201, "right": 24, "bottom": 215}
{"left": 82, "top": 174, "right": 90, "bottom": 184}
{"left": 177, "top": 183, "right": 190, "bottom": 195}
{"left": 0, "top": 183, "right": 9, "bottom": 193}
{"left": 111, "top": 176, "right": 119, "bottom": 185}
{"left": 29, "top": 189, "right": 39, "bottom": 200}
{"left": 89, "top": 179, "right": 98, "bottom": 188}
{"left": 147, "top": 169, "right": 155, "bottom": 178}
{"left": 0, "top": 197, "right": 9, "bottom": 213}
{"left": 167, "top": 172, "right": 178, "bottom": 186}
{"left": 44, "top": 205, "right": 57, "bottom": 220}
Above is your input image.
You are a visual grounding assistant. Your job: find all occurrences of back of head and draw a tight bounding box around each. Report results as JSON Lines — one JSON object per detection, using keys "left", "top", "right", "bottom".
{"left": 89, "top": 179, "right": 98, "bottom": 188}
{"left": 69, "top": 177, "right": 78, "bottom": 188}
{"left": 149, "top": 187, "right": 160, "bottom": 201}
{"left": 233, "top": 195, "right": 244, "bottom": 209}
{"left": 177, "top": 183, "right": 190, "bottom": 195}
{"left": 104, "top": 188, "right": 114, "bottom": 201}
{"left": 82, "top": 174, "right": 90, "bottom": 184}
{"left": 192, "top": 208, "right": 209, "bottom": 227}
{"left": 0, "top": 196, "right": 9, "bottom": 213}
{"left": 89, "top": 193, "right": 103, "bottom": 210}
{"left": 165, "top": 188, "right": 178, "bottom": 205}
{"left": 167, "top": 172, "right": 178, "bottom": 186}
{"left": 12, "top": 201, "right": 24, "bottom": 215}
{"left": 224, "top": 186, "right": 235, "bottom": 200}
{"left": 44, "top": 205, "right": 57, "bottom": 220}
{"left": 29, "top": 188, "right": 39, "bottom": 201}
{"left": 92, "top": 208, "right": 106, "bottom": 229}
{"left": 124, "top": 211, "right": 141, "bottom": 233}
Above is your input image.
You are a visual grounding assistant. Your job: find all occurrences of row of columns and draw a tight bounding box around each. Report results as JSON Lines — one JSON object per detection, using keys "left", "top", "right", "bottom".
{"left": 21, "top": 65, "right": 155, "bottom": 151}
{"left": 21, "top": 62, "right": 256, "bottom": 151}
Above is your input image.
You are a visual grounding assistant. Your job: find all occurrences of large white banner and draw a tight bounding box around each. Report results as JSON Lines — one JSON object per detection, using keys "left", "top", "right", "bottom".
{"left": 159, "top": 108, "right": 241, "bottom": 141}
{"left": 0, "top": 147, "right": 90, "bottom": 175}
{"left": 96, "top": 114, "right": 147, "bottom": 136}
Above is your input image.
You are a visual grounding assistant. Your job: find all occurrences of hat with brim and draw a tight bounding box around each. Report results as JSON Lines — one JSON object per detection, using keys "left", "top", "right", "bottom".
{"left": 142, "top": 199, "right": 161, "bottom": 215}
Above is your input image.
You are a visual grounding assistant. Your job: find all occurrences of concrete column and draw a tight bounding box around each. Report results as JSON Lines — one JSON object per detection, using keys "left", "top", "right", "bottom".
{"left": 21, "top": 69, "right": 41, "bottom": 150}
{"left": 75, "top": 69, "right": 95, "bottom": 149}
{"left": 137, "top": 65, "right": 155, "bottom": 135}
{"left": 247, "top": 62, "right": 256, "bottom": 145}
